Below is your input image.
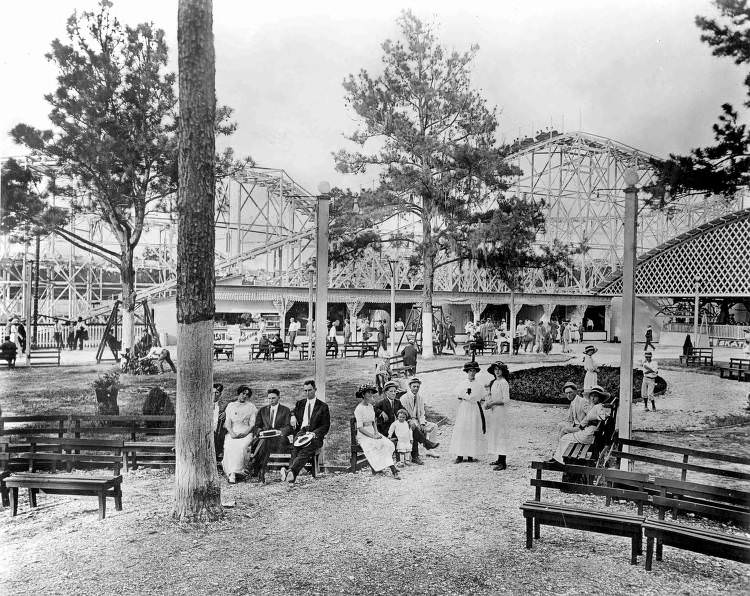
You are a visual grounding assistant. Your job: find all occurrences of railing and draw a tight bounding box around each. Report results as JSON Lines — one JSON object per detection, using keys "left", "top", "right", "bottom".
{"left": 662, "top": 323, "right": 747, "bottom": 339}
{"left": 27, "top": 324, "right": 148, "bottom": 349}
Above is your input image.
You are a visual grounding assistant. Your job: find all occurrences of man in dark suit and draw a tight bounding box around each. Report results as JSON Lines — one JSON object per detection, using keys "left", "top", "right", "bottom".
{"left": 251, "top": 388, "right": 293, "bottom": 483}
{"left": 401, "top": 338, "right": 418, "bottom": 376}
{"left": 284, "top": 379, "right": 330, "bottom": 484}
{"left": 374, "top": 381, "right": 402, "bottom": 437}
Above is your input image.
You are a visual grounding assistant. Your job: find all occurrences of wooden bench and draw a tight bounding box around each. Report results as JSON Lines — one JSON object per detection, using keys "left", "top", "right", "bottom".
{"left": 342, "top": 341, "right": 379, "bottom": 358}
{"left": 123, "top": 441, "right": 175, "bottom": 470}
{"left": 2, "top": 437, "right": 123, "bottom": 519}
{"left": 719, "top": 357, "right": 750, "bottom": 381}
{"left": 521, "top": 461, "right": 650, "bottom": 564}
{"left": 0, "top": 347, "right": 17, "bottom": 368}
{"left": 250, "top": 342, "right": 291, "bottom": 360}
{"left": 613, "top": 438, "right": 750, "bottom": 482}
{"left": 28, "top": 346, "right": 61, "bottom": 366}
{"left": 213, "top": 342, "right": 235, "bottom": 361}
{"left": 265, "top": 448, "right": 320, "bottom": 478}
{"left": 0, "top": 415, "right": 69, "bottom": 442}
{"left": 643, "top": 518, "right": 750, "bottom": 571}
{"left": 389, "top": 355, "right": 407, "bottom": 377}
{"left": 70, "top": 415, "right": 175, "bottom": 441}
{"left": 678, "top": 347, "right": 713, "bottom": 367}
{"left": 297, "top": 344, "right": 340, "bottom": 360}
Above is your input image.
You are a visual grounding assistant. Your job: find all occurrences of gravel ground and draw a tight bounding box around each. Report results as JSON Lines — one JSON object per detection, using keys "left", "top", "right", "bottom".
{"left": 1, "top": 348, "right": 749, "bottom": 595}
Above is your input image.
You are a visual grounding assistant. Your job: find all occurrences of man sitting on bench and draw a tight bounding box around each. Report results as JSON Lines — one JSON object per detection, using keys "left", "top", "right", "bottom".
{"left": 254, "top": 334, "right": 271, "bottom": 359}
{"left": 399, "top": 378, "right": 440, "bottom": 463}
{"left": 251, "top": 388, "right": 293, "bottom": 483}
{"left": 282, "top": 379, "right": 330, "bottom": 484}
{"left": 270, "top": 334, "right": 285, "bottom": 357}
{"left": 550, "top": 385, "right": 612, "bottom": 464}
{"left": 0, "top": 335, "right": 17, "bottom": 368}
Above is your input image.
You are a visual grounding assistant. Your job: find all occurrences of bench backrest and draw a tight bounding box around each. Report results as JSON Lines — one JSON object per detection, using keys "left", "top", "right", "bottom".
{"left": 729, "top": 358, "right": 750, "bottom": 367}
{"left": 653, "top": 476, "right": 750, "bottom": 509}
{"left": 71, "top": 415, "right": 175, "bottom": 440}
{"left": 3, "top": 436, "right": 124, "bottom": 475}
{"left": 615, "top": 437, "right": 750, "bottom": 482}
{"left": 0, "top": 415, "right": 69, "bottom": 439}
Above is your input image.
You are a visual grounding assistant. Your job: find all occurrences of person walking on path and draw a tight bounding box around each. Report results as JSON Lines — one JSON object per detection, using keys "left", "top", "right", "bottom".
{"left": 354, "top": 384, "right": 400, "bottom": 479}
{"left": 561, "top": 321, "right": 571, "bottom": 353}
{"left": 641, "top": 350, "right": 659, "bottom": 411}
{"left": 582, "top": 345, "right": 599, "bottom": 392}
{"left": 450, "top": 361, "right": 487, "bottom": 463}
{"left": 644, "top": 325, "right": 656, "bottom": 351}
{"left": 485, "top": 361, "right": 511, "bottom": 471}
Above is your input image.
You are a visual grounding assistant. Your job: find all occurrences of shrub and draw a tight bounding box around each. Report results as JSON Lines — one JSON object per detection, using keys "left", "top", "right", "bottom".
{"left": 509, "top": 365, "right": 666, "bottom": 404}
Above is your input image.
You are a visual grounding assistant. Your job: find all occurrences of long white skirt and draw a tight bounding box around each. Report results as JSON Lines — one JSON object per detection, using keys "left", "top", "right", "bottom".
{"left": 485, "top": 405, "right": 510, "bottom": 455}
{"left": 357, "top": 432, "right": 395, "bottom": 471}
{"left": 583, "top": 371, "right": 598, "bottom": 392}
{"left": 222, "top": 433, "right": 254, "bottom": 475}
{"left": 450, "top": 400, "right": 487, "bottom": 458}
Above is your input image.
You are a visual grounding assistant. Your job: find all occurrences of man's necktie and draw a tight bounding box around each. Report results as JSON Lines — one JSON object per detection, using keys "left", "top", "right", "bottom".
{"left": 271, "top": 407, "right": 276, "bottom": 428}
{"left": 306, "top": 401, "right": 312, "bottom": 427}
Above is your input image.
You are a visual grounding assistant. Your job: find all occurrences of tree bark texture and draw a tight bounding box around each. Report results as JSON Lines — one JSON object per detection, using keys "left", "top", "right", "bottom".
{"left": 421, "top": 211, "right": 435, "bottom": 359}
{"left": 174, "top": 0, "right": 222, "bottom": 522}
{"left": 120, "top": 250, "right": 136, "bottom": 352}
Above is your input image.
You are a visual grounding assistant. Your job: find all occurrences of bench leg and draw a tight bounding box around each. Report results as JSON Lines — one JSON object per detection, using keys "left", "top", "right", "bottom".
{"left": 28, "top": 488, "right": 38, "bottom": 508}
{"left": 630, "top": 535, "right": 638, "bottom": 565}
{"left": 10, "top": 487, "right": 18, "bottom": 516}
{"left": 655, "top": 538, "right": 663, "bottom": 562}
{"left": 0, "top": 483, "right": 8, "bottom": 507}
{"left": 525, "top": 515, "right": 533, "bottom": 548}
{"left": 534, "top": 518, "right": 540, "bottom": 539}
{"left": 645, "top": 537, "right": 654, "bottom": 571}
{"left": 114, "top": 483, "right": 123, "bottom": 511}
{"left": 98, "top": 491, "right": 106, "bottom": 520}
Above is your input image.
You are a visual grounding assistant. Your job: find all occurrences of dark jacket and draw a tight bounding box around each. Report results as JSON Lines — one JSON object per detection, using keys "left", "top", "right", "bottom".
{"left": 291, "top": 398, "right": 331, "bottom": 441}
{"left": 254, "top": 403, "right": 293, "bottom": 438}
{"left": 401, "top": 344, "right": 418, "bottom": 367}
{"left": 374, "top": 396, "right": 403, "bottom": 437}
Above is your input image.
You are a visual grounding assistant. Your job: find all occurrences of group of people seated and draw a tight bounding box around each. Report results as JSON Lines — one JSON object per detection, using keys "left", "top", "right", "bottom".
{"left": 253, "top": 333, "right": 286, "bottom": 359}
{"left": 212, "top": 379, "right": 330, "bottom": 485}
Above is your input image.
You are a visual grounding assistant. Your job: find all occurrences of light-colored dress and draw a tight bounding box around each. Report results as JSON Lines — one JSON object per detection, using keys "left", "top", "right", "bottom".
{"left": 355, "top": 403, "right": 395, "bottom": 472}
{"left": 388, "top": 419, "right": 412, "bottom": 453}
{"left": 449, "top": 379, "right": 487, "bottom": 458}
{"left": 557, "top": 394, "right": 592, "bottom": 438}
{"left": 553, "top": 403, "right": 610, "bottom": 463}
{"left": 485, "top": 378, "right": 510, "bottom": 455}
{"left": 583, "top": 354, "right": 598, "bottom": 391}
{"left": 222, "top": 400, "right": 258, "bottom": 475}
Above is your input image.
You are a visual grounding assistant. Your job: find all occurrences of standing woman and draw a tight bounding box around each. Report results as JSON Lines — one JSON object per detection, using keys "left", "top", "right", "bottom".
{"left": 450, "top": 361, "right": 487, "bottom": 463}
{"left": 485, "top": 361, "right": 511, "bottom": 471}
{"left": 583, "top": 345, "right": 599, "bottom": 392}
{"left": 222, "top": 385, "right": 258, "bottom": 484}
{"left": 354, "top": 384, "right": 400, "bottom": 479}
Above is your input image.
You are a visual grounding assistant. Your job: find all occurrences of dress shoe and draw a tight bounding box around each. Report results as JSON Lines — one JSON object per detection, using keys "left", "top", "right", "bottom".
{"left": 392, "top": 472, "right": 401, "bottom": 480}
{"left": 411, "top": 456, "right": 425, "bottom": 465}
{"left": 279, "top": 467, "right": 288, "bottom": 482}
{"left": 454, "top": 457, "right": 464, "bottom": 464}
{"left": 467, "top": 457, "right": 475, "bottom": 462}
{"left": 495, "top": 455, "right": 507, "bottom": 470}
{"left": 425, "top": 440, "right": 440, "bottom": 450}
{"left": 425, "top": 452, "right": 440, "bottom": 458}
{"left": 287, "top": 471, "right": 296, "bottom": 484}
{"left": 227, "top": 473, "right": 236, "bottom": 484}
{"left": 259, "top": 471, "right": 266, "bottom": 484}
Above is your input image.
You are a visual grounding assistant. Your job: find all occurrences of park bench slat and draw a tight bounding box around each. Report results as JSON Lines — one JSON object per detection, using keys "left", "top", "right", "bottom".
{"left": 619, "top": 438, "right": 750, "bottom": 465}
{"left": 612, "top": 450, "right": 750, "bottom": 481}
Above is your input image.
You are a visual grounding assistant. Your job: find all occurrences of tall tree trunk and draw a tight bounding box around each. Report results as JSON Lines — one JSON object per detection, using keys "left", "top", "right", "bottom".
{"left": 173, "top": 0, "right": 222, "bottom": 522}
{"left": 120, "top": 249, "right": 136, "bottom": 352}
{"left": 421, "top": 220, "right": 435, "bottom": 359}
{"left": 509, "top": 289, "right": 516, "bottom": 357}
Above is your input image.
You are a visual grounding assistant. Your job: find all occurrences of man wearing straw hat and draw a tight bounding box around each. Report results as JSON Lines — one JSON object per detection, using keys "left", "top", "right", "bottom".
{"left": 641, "top": 350, "right": 659, "bottom": 411}
{"left": 556, "top": 381, "right": 590, "bottom": 438}
{"left": 582, "top": 345, "right": 599, "bottom": 392}
{"left": 551, "top": 385, "right": 613, "bottom": 464}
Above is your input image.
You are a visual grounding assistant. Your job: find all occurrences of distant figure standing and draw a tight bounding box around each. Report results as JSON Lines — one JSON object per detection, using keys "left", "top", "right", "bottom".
{"left": 586, "top": 317, "right": 594, "bottom": 331}
{"left": 343, "top": 320, "right": 351, "bottom": 345}
{"left": 67, "top": 321, "right": 76, "bottom": 350}
{"left": 578, "top": 321, "right": 584, "bottom": 343}
{"left": 641, "top": 350, "right": 659, "bottom": 411}
{"left": 582, "top": 345, "right": 599, "bottom": 392}
{"left": 53, "top": 320, "right": 64, "bottom": 349}
{"left": 744, "top": 328, "right": 750, "bottom": 355}
{"left": 446, "top": 319, "right": 457, "bottom": 354}
{"left": 561, "top": 321, "right": 571, "bottom": 353}
{"left": 644, "top": 325, "right": 655, "bottom": 351}
{"left": 288, "top": 317, "right": 300, "bottom": 349}
{"left": 570, "top": 322, "right": 579, "bottom": 344}
{"left": 74, "top": 317, "right": 87, "bottom": 350}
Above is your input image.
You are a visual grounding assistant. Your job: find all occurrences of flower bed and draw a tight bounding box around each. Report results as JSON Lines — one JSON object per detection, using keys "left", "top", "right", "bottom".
{"left": 510, "top": 365, "right": 666, "bottom": 404}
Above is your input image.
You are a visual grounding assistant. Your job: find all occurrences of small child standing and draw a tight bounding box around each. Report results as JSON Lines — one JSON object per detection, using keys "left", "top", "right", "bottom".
{"left": 388, "top": 409, "right": 412, "bottom": 463}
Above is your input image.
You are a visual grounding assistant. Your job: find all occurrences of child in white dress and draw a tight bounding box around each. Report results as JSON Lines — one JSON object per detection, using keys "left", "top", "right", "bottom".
{"left": 388, "top": 409, "right": 412, "bottom": 463}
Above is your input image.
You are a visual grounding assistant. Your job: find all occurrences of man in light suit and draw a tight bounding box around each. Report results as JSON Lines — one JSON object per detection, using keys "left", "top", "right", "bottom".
{"left": 283, "top": 379, "right": 330, "bottom": 484}
{"left": 251, "top": 388, "right": 293, "bottom": 483}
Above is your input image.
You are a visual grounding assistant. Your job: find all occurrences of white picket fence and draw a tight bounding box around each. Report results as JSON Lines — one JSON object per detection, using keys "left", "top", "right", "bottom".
{"left": 27, "top": 324, "right": 148, "bottom": 348}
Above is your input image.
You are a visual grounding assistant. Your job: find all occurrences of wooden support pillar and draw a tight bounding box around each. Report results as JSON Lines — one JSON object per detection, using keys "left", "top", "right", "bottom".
{"left": 470, "top": 300, "right": 486, "bottom": 324}
{"left": 271, "top": 295, "right": 296, "bottom": 342}
{"left": 345, "top": 296, "right": 365, "bottom": 343}
{"left": 541, "top": 303, "right": 556, "bottom": 323}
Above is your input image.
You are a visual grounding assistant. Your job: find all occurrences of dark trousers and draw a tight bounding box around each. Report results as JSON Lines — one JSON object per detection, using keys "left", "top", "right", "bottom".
{"left": 251, "top": 436, "right": 288, "bottom": 475}
{"left": 158, "top": 351, "right": 176, "bottom": 373}
{"left": 410, "top": 424, "right": 431, "bottom": 457}
{"left": 289, "top": 331, "right": 297, "bottom": 348}
{"left": 289, "top": 435, "right": 322, "bottom": 477}
{"left": 53, "top": 332, "right": 63, "bottom": 349}
{"left": 645, "top": 340, "right": 655, "bottom": 351}
{"left": 75, "top": 331, "right": 84, "bottom": 350}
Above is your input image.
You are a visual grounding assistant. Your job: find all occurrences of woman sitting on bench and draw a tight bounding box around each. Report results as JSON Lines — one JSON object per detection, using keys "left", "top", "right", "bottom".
{"left": 550, "top": 385, "right": 612, "bottom": 464}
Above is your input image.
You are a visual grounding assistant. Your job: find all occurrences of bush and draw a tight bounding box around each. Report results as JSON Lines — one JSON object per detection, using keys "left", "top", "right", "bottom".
{"left": 509, "top": 365, "right": 667, "bottom": 404}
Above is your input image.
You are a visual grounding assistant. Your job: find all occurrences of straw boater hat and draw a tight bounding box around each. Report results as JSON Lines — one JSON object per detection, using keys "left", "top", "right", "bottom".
{"left": 382, "top": 381, "right": 400, "bottom": 393}
{"left": 583, "top": 345, "right": 598, "bottom": 355}
{"left": 587, "top": 385, "right": 611, "bottom": 402}
{"left": 408, "top": 377, "right": 421, "bottom": 386}
{"left": 463, "top": 361, "right": 480, "bottom": 373}
{"left": 562, "top": 381, "right": 577, "bottom": 392}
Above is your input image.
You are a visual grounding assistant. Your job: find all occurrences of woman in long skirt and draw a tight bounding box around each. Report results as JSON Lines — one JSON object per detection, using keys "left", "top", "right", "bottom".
{"left": 222, "top": 385, "right": 257, "bottom": 483}
{"left": 582, "top": 345, "right": 599, "bottom": 391}
{"left": 450, "top": 361, "right": 487, "bottom": 463}
{"left": 354, "top": 384, "right": 400, "bottom": 479}
{"left": 485, "top": 361, "right": 511, "bottom": 471}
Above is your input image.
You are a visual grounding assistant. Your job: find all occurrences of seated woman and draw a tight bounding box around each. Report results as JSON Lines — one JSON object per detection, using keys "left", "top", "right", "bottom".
{"left": 222, "top": 385, "right": 258, "bottom": 483}
{"left": 551, "top": 385, "right": 612, "bottom": 464}
{"left": 354, "top": 384, "right": 400, "bottom": 479}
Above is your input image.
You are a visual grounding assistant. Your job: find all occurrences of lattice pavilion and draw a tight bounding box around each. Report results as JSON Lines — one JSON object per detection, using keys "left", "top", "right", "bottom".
{"left": 1, "top": 131, "right": 747, "bottom": 346}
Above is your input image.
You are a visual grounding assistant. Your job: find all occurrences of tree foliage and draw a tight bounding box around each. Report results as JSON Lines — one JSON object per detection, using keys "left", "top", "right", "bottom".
{"left": 647, "top": 0, "right": 749, "bottom": 205}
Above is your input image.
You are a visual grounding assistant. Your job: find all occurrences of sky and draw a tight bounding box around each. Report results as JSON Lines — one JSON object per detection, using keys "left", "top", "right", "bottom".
{"left": 1, "top": 0, "right": 746, "bottom": 193}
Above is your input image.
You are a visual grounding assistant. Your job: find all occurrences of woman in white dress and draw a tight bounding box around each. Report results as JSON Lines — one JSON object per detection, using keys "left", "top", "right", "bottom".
{"left": 450, "top": 361, "right": 487, "bottom": 463}
{"left": 354, "top": 384, "right": 400, "bottom": 479}
{"left": 552, "top": 385, "right": 613, "bottom": 463}
{"left": 582, "top": 345, "right": 599, "bottom": 392}
{"left": 485, "top": 361, "right": 511, "bottom": 471}
{"left": 222, "top": 385, "right": 258, "bottom": 483}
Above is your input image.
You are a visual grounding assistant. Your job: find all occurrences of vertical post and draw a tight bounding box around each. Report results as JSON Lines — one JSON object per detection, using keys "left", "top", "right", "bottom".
{"left": 693, "top": 280, "right": 700, "bottom": 345}
{"left": 618, "top": 169, "right": 639, "bottom": 468}
{"left": 307, "top": 269, "right": 314, "bottom": 361}
{"left": 32, "top": 234, "right": 41, "bottom": 348}
{"left": 314, "top": 189, "right": 330, "bottom": 403}
{"left": 389, "top": 260, "right": 397, "bottom": 355}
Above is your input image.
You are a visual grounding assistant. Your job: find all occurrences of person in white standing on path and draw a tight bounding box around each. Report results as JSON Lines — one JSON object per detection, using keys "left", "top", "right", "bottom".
{"left": 450, "top": 360, "right": 487, "bottom": 463}
{"left": 354, "top": 384, "right": 400, "bottom": 479}
{"left": 582, "top": 345, "right": 599, "bottom": 392}
{"left": 641, "top": 350, "right": 659, "bottom": 411}
{"left": 287, "top": 317, "right": 300, "bottom": 349}
{"left": 485, "top": 361, "right": 511, "bottom": 471}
